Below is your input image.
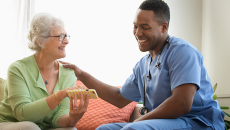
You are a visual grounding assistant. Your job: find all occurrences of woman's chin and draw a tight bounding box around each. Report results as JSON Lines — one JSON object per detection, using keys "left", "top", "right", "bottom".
{"left": 56, "top": 53, "right": 66, "bottom": 60}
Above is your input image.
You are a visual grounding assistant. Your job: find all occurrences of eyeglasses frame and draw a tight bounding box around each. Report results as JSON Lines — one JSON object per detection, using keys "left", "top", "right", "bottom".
{"left": 48, "top": 34, "right": 70, "bottom": 41}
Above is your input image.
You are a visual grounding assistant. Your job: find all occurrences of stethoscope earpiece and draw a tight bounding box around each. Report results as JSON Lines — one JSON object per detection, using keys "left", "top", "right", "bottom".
{"left": 139, "top": 106, "right": 148, "bottom": 115}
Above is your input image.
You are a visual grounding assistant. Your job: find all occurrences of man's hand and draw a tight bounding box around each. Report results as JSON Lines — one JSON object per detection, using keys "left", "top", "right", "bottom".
{"left": 133, "top": 83, "right": 197, "bottom": 122}
{"left": 59, "top": 61, "right": 82, "bottom": 80}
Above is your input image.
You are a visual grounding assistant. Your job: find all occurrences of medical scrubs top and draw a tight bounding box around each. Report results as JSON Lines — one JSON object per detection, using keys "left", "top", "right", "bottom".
{"left": 120, "top": 36, "right": 225, "bottom": 130}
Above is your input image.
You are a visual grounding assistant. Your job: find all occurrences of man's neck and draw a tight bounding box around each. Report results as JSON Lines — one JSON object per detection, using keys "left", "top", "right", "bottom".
{"left": 149, "top": 35, "right": 169, "bottom": 60}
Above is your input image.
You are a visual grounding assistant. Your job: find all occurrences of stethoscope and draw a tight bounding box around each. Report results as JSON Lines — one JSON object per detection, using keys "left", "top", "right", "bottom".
{"left": 139, "top": 36, "right": 171, "bottom": 115}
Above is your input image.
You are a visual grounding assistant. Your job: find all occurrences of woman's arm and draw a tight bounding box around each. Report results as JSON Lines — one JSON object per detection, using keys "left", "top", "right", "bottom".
{"left": 7, "top": 62, "right": 52, "bottom": 122}
{"left": 46, "top": 90, "right": 68, "bottom": 110}
{"left": 8, "top": 61, "right": 83, "bottom": 122}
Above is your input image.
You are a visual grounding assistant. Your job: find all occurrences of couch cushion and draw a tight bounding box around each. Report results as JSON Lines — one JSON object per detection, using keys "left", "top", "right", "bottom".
{"left": 0, "top": 78, "right": 6, "bottom": 105}
{"left": 75, "top": 81, "right": 137, "bottom": 130}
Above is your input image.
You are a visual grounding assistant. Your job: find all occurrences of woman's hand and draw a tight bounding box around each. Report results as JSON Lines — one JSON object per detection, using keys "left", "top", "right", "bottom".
{"left": 47, "top": 85, "right": 86, "bottom": 111}
{"left": 68, "top": 93, "right": 89, "bottom": 126}
{"left": 59, "top": 61, "right": 82, "bottom": 79}
{"left": 57, "top": 90, "right": 89, "bottom": 127}
{"left": 61, "top": 85, "right": 86, "bottom": 98}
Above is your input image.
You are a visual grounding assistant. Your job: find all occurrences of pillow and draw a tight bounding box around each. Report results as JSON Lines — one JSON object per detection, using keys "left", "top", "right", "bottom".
{"left": 0, "top": 78, "right": 6, "bottom": 105}
{"left": 75, "top": 81, "right": 137, "bottom": 130}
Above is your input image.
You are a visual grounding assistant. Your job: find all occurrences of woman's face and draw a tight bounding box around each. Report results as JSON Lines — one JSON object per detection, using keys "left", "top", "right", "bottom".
{"left": 42, "top": 27, "right": 69, "bottom": 60}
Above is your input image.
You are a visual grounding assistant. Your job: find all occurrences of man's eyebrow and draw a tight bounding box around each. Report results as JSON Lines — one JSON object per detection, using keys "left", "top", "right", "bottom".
{"left": 141, "top": 24, "right": 150, "bottom": 26}
{"left": 133, "top": 22, "right": 150, "bottom": 26}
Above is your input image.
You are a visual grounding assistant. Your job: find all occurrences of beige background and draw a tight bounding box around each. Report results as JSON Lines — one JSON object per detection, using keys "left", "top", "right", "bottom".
{"left": 167, "top": 0, "right": 230, "bottom": 120}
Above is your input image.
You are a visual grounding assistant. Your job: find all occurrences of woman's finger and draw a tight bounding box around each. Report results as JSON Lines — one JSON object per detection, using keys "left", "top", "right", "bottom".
{"left": 69, "top": 95, "right": 73, "bottom": 111}
{"left": 84, "top": 94, "right": 90, "bottom": 109}
{"left": 76, "top": 85, "right": 83, "bottom": 89}
{"left": 78, "top": 93, "right": 84, "bottom": 110}
{"left": 76, "top": 85, "right": 86, "bottom": 89}
{"left": 74, "top": 94, "right": 78, "bottom": 110}
{"left": 82, "top": 85, "right": 87, "bottom": 89}
{"left": 69, "top": 86, "right": 81, "bottom": 90}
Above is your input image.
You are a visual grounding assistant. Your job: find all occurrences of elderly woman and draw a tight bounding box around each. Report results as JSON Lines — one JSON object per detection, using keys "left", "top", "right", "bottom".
{"left": 0, "top": 13, "right": 89, "bottom": 130}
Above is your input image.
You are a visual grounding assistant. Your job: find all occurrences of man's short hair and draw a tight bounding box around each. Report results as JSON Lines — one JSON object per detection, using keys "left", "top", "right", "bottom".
{"left": 139, "top": 0, "right": 170, "bottom": 26}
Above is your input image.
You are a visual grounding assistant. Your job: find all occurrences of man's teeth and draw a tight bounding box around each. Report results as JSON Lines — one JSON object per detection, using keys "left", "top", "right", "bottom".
{"left": 138, "top": 39, "right": 148, "bottom": 44}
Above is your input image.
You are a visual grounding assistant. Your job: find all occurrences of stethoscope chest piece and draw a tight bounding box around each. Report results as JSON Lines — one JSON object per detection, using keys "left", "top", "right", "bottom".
{"left": 139, "top": 106, "right": 148, "bottom": 115}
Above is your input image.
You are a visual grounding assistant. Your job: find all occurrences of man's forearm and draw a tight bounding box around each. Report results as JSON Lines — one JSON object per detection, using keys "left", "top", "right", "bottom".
{"left": 135, "top": 84, "right": 196, "bottom": 122}
{"left": 79, "top": 70, "right": 132, "bottom": 108}
{"left": 135, "top": 96, "right": 190, "bottom": 122}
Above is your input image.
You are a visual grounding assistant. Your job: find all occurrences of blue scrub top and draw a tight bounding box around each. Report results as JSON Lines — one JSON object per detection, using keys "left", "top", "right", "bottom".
{"left": 120, "top": 36, "right": 225, "bottom": 130}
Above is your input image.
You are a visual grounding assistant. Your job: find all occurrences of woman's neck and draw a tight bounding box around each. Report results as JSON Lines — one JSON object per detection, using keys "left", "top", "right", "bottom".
{"left": 34, "top": 52, "right": 57, "bottom": 72}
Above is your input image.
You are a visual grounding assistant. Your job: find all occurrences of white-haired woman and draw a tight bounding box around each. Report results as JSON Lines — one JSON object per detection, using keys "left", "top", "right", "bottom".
{"left": 0, "top": 13, "right": 89, "bottom": 130}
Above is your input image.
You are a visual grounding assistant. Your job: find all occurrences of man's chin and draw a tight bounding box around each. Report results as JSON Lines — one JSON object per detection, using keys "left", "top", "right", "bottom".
{"left": 139, "top": 47, "right": 148, "bottom": 52}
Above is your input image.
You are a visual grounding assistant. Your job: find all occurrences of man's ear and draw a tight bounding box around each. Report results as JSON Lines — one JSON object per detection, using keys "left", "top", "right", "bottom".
{"left": 161, "top": 22, "right": 168, "bottom": 33}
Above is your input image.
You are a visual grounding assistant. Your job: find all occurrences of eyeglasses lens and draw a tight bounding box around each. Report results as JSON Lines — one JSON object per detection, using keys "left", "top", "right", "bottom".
{"left": 59, "top": 34, "right": 70, "bottom": 41}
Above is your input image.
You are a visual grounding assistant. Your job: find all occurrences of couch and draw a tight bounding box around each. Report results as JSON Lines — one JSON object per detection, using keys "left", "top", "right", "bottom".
{"left": 0, "top": 78, "right": 142, "bottom": 130}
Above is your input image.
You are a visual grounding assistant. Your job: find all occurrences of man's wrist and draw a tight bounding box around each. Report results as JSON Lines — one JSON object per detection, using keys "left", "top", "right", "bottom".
{"left": 77, "top": 70, "right": 86, "bottom": 82}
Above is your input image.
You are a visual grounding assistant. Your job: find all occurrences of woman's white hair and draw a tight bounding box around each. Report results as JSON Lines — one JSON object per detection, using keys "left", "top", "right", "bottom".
{"left": 27, "top": 13, "right": 64, "bottom": 52}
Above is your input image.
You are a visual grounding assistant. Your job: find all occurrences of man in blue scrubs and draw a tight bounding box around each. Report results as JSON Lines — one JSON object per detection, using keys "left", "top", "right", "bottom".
{"left": 62, "top": 0, "right": 225, "bottom": 129}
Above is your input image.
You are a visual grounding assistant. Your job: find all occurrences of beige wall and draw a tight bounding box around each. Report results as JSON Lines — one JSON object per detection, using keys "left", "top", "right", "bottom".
{"left": 168, "top": 0, "right": 230, "bottom": 96}
{"left": 202, "top": 0, "right": 230, "bottom": 97}
{"left": 202, "top": 0, "right": 230, "bottom": 121}
{"left": 167, "top": 0, "right": 230, "bottom": 120}
{"left": 167, "top": 0, "right": 202, "bottom": 52}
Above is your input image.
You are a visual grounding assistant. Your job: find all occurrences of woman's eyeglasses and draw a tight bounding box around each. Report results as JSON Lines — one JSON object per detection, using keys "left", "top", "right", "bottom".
{"left": 48, "top": 34, "right": 70, "bottom": 41}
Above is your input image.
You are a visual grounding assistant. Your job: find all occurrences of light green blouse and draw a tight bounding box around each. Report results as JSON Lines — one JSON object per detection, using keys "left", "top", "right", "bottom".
{"left": 0, "top": 55, "right": 77, "bottom": 130}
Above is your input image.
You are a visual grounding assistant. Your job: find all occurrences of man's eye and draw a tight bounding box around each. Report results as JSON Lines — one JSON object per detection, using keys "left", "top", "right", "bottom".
{"left": 143, "top": 27, "right": 150, "bottom": 30}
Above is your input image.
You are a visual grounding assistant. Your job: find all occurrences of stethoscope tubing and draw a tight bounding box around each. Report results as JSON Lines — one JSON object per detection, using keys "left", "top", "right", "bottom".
{"left": 140, "top": 36, "right": 170, "bottom": 115}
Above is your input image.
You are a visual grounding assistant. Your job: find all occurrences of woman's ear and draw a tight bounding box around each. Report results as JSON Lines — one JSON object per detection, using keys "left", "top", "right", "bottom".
{"left": 35, "top": 39, "right": 40, "bottom": 46}
{"left": 36, "top": 39, "right": 44, "bottom": 49}
{"left": 161, "top": 22, "right": 168, "bottom": 33}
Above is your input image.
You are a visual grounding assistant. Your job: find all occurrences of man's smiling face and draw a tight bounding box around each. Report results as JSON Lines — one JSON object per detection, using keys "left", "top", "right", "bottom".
{"left": 133, "top": 9, "right": 164, "bottom": 52}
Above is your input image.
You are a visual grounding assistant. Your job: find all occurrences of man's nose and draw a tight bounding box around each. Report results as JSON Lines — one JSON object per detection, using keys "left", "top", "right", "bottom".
{"left": 135, "top": 28, "right": 143, "bottom": 37}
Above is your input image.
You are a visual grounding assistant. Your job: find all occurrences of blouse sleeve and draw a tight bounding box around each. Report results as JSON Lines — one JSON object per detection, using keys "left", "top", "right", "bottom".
{"left": 7, "top": 61, "right": 51, "bottom": 122}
